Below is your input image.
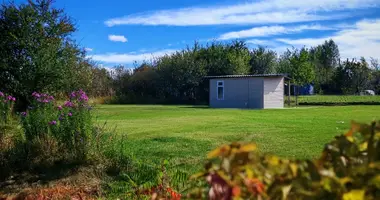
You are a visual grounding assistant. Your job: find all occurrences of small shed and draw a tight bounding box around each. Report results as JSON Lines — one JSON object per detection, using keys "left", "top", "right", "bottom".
{"left": 206, "top": 74, "right": 290, "bottom": 109}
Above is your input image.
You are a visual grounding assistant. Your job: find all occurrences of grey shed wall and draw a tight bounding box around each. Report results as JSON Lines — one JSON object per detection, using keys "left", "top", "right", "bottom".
{"left": 209, "top": 76, "right": 284, "bottom": 109}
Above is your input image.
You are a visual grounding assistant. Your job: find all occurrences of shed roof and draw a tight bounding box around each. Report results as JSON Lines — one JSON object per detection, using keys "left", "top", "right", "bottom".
{"left": 204, "top": 74, "right": 291, "bottom": 79}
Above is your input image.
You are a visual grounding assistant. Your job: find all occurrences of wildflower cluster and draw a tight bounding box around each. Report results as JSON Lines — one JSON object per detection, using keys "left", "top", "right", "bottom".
{"left": 0, "top": 91, "right": 16, "bottom": 124}
{"left": 21, "top": 90, "right": 94, "bottom": 161}
{"left": 32, "top": 92, "right": 54, "bottom": 103}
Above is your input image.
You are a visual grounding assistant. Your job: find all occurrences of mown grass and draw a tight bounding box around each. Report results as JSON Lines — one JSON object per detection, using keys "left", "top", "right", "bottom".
{"left": 94, "top": 105, "right": 380, "bottom": 174}
{"left": 296, "top": 95, "right": 380, "bottom": 105}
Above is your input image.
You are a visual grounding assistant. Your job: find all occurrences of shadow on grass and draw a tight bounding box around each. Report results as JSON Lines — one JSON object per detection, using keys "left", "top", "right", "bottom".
{"left": 0, "top": 161, "right": 86, "bottom": 194}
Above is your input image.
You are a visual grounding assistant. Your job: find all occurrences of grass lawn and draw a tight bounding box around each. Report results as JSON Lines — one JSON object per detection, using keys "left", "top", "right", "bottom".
{"left": 94, "top": 105, "right": 380, "bottom": 174}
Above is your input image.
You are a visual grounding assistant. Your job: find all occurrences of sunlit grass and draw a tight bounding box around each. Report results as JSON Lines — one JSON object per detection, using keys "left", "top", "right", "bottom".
{"left": 94, "top": 105, "right": 380, "bottom": 173}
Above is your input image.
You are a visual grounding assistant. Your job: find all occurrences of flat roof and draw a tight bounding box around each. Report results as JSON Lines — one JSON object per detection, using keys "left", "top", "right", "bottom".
{"left": 204, "top": 74, "right": 291, "bottom": 79}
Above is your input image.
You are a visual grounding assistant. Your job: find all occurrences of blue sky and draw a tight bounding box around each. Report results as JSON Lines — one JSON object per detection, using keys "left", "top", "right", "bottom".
{"left": 15, "top": 0, "right": 380, "bottom": 68}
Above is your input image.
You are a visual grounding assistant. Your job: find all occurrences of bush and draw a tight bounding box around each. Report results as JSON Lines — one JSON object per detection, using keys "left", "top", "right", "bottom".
{"left": 0, "top": 91, "right": 23, "bottom": 179}
{"left": 186, "top": 120, "right": 380, "bottom": 199}
{"left": 19, "top": 90, "right": 98, "bottom": 165}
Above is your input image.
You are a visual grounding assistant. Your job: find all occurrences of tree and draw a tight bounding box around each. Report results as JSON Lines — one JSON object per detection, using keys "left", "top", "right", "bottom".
{"left": 332, "top": 58, "right": 372, "bottom": 94}
{"left": 370, "top": 58, "right": 380, "bottom": 94}
{"left": 249, "top": 46, "right": 277, "bottom": 74}
{"left": 0, "top": 0, "right": 92, "bottom": 109}
{"left": 278, "top": 47, "right": 315, "bottom": 105}
{"left": 309, "top": 39, "right": 340, "bottom": 93}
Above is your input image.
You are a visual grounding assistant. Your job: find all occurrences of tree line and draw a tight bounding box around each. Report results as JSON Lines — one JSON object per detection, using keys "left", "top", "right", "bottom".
{"left": 1, "top": 0, "right": 379, "bottom": 107}
{"left": 110, "top": 40, "right": 380, "bottom": 104}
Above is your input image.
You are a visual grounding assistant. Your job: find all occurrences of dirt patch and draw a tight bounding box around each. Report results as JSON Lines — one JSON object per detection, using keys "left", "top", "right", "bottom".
{"left": 0, "top": 165, "right": 103, "bottom": 200}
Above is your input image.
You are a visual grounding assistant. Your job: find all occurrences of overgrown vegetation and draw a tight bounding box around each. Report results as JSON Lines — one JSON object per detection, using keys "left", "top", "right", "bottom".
{"left": 0, "top": 0, "right": 112, "bottom": 110}
{"left": 186, "top": 120, "right": 380, "bottom": 199}
{"left": 296, "top": 95, "right": 380, "bottom": 105}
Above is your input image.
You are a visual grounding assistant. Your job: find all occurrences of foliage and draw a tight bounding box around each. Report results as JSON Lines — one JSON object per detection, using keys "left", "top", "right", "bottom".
{"left": 20, "top": 90, "right": 96, "bottom": 164}
{"left": 332, "top": 58, "right": 372, "bottom": 94}
{"left": 249, "top": 46, "right": 277, "bottom": 74}
{"left": 309, "top": 39, "right": 340, "bottom": 93}
{"left": 188, "top": 120, "right": 380, "bottom": 199}
{"left": 0, "top": 0, "right": 95, "bottom": 109}
{"left": 370, "top": 58, "right": 380, "bottom": 94}
{"left": 0, "top": 91, "right": 16, "bottom": 125}
{"left": 111, "top": 41, "right": 251, "bottom": 104}
{"left": 278, "top": 47, "right": 315, "bottom": 86}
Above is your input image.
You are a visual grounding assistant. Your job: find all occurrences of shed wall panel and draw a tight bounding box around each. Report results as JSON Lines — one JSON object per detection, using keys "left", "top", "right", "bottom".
{"left": 263, "top": 77, "right": 284, "bottom": 108}
{"left": 209, "top": 78, "right": 249, "bottom": 108}
{"left": 248, "top": 78, "right": 264, "bottom": 109}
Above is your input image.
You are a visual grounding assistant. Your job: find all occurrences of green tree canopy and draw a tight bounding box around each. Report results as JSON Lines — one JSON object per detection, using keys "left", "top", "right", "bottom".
{"left": 0, "top": 0, "right": 93, "bottom": 108}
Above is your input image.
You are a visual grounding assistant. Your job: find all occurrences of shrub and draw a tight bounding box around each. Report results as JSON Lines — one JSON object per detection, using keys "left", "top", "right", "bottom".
{"left": 0, "top": 91, "right": 23, "bottom": 179}
{"left": 187, "top": 120, "right": 380, "bottom": 200}
{"left": 0, "top": 91, "right": 16, "bottom": 125}
{"left": 20, "top": 90, "right": 96, "bottom": 166}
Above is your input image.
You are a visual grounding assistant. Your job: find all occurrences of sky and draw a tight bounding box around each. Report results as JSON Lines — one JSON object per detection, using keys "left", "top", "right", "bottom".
{"left": 14, "top": 0, "right": 380, "bottom": 68}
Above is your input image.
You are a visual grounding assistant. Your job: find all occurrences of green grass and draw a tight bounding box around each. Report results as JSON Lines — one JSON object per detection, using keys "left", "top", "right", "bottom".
{"left": 296, "top": 95, "right": 380, "bottom": 105}
{"left": 94, "top": 105, "right": 380, "bottom": 174}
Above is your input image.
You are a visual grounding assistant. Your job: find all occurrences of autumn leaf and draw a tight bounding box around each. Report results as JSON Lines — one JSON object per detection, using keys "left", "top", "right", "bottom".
{"left": 238, "top": 143, "right": 257, "bottom": 153}
{"left": 232, "top": 186, "right": 241, "bottom": 197}
{"left": 289, "top": 163, "right": 298, "bottom": 176}
{"left": 342, "top": 190, "right": 365, "bottom": 200}
{"left": 207, "top": 145, "right": 230, "bottom": 159}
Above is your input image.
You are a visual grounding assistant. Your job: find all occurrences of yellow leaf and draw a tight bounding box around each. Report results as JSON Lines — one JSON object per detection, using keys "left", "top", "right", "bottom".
{"left": 346, "top": 136, "right": 354, "bottom": 142}
{"left": 359, "top": 142, "right": 368, "bottom": 151}
{"left": 340, "top": 177, "right": 352, "bottom": 185}
{"left": 268, "top": 156, "right": 280, "bottom": 166}
{"left": 238, "top": 143, "right": 257, "bottom": 153}
{"left": 207, "top": 145, "right": 230, "bottom": 159}
{"left": 246, "top": 168, "right": 254, "bottom": 179}
{"left": 290, "top": 163, "right": 298, "bottom": 176}
{"left": 342, "top": 190, "right": 365, "bottom": 200}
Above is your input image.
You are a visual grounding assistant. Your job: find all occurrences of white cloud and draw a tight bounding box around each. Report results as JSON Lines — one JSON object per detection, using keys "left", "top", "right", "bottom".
{"left": 89, "top": 49, "right": 178, "bottom": 64}
{"left": 276, "top": 19, "right": 380, "bottom": 60}
{"left": 105, "top": 0, "right": 377, "bottom": 26}
{"left": 85, "top": 48, "right": 93, "bottom": 52}
{"left": 219, "top": 24, "right": 332, "bottom": 40}
{"left": 108, "top": 35, "right": 128, "bottom": 43}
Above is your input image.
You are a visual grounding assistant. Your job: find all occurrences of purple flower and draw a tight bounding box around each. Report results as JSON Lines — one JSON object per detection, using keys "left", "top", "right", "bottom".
{"left": 7, "top": 96, "right": 13, "bottom": 101}
{"left": 11, "top": 97, "right": 16, "bottom": 101}
{"left": 0, "top": 92, "right": 4, "bottom": 97}
{"left": 70, "top": 92, "right": 76, "bottom": 98}
{"left": 64, "top": 101, "right": 74, "bottom": 107}
{"left": 57, "top": 105, "right": 63, "bottom": 110}
{"left": 42, "top": 99, "right": 49, "bottom": 103}
{"left": 68, "top": 112, "right": 72, "bottom": 117}
{"left": 21, "top": 112, "right": 27, "bottom": 117}
{"left": 49, "top": 120, "right": 57, "bottom": 125}
{"left": 32, "top": 92, "right": 41, "bottom": 98}
{"left": 59, "top": 116, "right": 64, "bottom": 121}
{"left": 48, "top": 96, "right": 55, "bottom": 100}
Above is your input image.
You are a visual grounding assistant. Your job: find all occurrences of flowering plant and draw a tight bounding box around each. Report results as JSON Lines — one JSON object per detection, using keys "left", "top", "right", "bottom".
{"left": 0, "top": 91, "right": 16, "bottom": 124}
{"left": 20, "top": 89, "right": 95, "bottom": 162}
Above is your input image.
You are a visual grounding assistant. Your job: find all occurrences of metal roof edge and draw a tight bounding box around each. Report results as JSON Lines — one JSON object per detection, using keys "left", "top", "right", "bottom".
{"left": 204, "top": 74, "right": 291, "bottom": 80}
